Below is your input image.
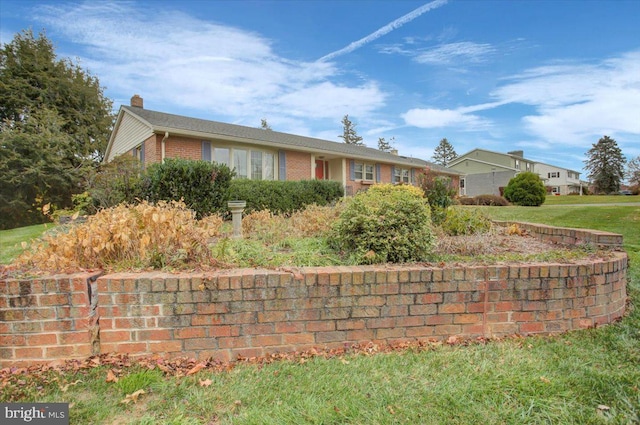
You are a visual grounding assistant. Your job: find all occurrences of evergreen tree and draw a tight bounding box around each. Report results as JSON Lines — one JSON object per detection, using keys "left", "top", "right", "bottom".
{"left": 338, "top": 114, "right": 363, "bottom": 145}
{"left": 431, "top": 138, "right": 458, "bottom": 166}
{"left": 584, "top": 136, "right": 626, "bottom": 194}
{"left": 0, "top": 29, "right": 113, "bottom": 228}
{"left": 378, "top": 137, "right": 392, "bottom": 152}
{"left": 260, "top": 118, "right": 272, "bottom": 130}
{"left": 0, "top": 109, "right": 78, "bottom": 229}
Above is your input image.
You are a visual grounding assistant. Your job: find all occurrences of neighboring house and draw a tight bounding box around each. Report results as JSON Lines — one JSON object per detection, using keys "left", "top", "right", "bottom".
{"left": 447, "top": 149, "right": 534, "bottom": 197}
{"left": 447, "top": 148, "right": 583, "bottom": 196}
{"left": 105, "top": 95, "right": 461, "bottom": 195}
{"left": 534, "top": 162, "right": 584, "bottom": 195}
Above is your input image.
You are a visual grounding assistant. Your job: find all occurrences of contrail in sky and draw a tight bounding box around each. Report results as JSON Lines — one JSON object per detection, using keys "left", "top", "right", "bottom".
{"left": 317, "top": 0, "right": 449, "bottom": 63}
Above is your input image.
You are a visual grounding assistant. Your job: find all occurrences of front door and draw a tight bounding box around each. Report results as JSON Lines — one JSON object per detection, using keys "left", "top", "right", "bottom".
{"left": 315, "top": 160, "right": 325, "bottom": 179}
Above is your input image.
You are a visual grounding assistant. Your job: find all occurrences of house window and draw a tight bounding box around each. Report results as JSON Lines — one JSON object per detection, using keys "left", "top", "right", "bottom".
{"left": 515, "top": 159, "right": 520, "bottom": 170}
{"left": 394, "top": 168, "right": 410, "bottom": 184}
{"left": 354, "top": 163, "right": 364, "bottom": 180}
{"left": 264, "top": 153, "right": 274, "bottom": 180}
{"left": 548, "top": 172, "right": 560, "bottom": 178}
{"left": 251, "top": 151, "right": 263, "bottom": 180}
{"left": 365, "top": 164, "right": 374, "bottom": 181}
{"left": 214, "top": 147, "right": 230, "bottom": 166}
{"left": 354, "top": 162, "right": 374, "bottom": 181}
{"left": 552, "top": 187, "right": 560, "bottom": 194}
{"left": 526, "top": 163, "right": 531, "bottom": 171}
{"left": 233, "top": 149, "right": 248, "bottom": 178}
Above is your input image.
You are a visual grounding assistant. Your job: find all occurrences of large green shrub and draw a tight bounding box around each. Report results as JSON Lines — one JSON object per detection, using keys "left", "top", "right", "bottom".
{"left": 416, "top": 171, "right": 457, "bottom": 225}
{"left": 228, "top": 179, "right": 343, "bottom": 215}
{"left": 503, "top": 172, "right": 546, "bottom": 206}
{"left": 139, "top": 158, "right": 234, "bottom": 217}
{"left": 329, "top": 184, "right": 434, "bottom": 264}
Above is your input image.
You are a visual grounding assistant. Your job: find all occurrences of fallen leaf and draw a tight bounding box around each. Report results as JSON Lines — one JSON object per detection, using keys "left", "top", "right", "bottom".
{"left": 59, "top": 380, "right": 82, "bottom": 393}
{"left": 446, "top": 336, "right": 459, "bottom": 345}
{"left": 121, "top": 389, "right": 146, "bottom": 404}
{"left": 106, "top": 370, "right": 119, "bottom": 383}
{"left": 597, "top": 404, "right": 610, "bottom": 411}
{"left": 540, "top": 376, "right": 551, "bottom": 384}
{"left": 387, "top": 405, "right": 395, "bottom": 415}
{"left": 341, "top": 359, "right": 350, "bottom": 365}
{"left": 199, "top": 379, "right": 212, "bottom": 387}
{"left": 187, "top": 362, "right": 205, "bottom": 376}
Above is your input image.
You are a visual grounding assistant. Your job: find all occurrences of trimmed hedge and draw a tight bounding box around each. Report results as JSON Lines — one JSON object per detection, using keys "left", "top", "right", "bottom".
{"left": 228, "top": 179, "right": 344, "bottom": 215}
{"left": 458, "top": 195, "right": 510, "bottom": 206}
{"left": 139, "top": 158, "right": 234, "bottom": 218}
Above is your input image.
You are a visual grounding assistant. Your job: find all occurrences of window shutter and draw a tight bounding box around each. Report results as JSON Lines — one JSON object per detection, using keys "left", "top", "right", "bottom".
{"left": 202, "top": 141, "right": 211, "bottom": 162}
{"left": 411, "top": 169, "right": 415, "bottom": 184}
{"left": 375, "top": 164, "right": 381, "bottom": 182}
{"left": 139, "top": 145, "right": 145, "bottom": 165}
{"left": 349, "top": 160, "right": 355, "bottom": 181}
{"left": 391, "top": 166, "right": 395, "bottom": 183}
{"left": 278, "top": 150, "right": 286, "bottom": 181}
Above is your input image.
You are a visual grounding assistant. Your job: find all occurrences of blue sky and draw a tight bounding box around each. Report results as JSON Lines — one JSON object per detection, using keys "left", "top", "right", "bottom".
{"left": 1, "top": 0, "right": 639, "bottom": 175}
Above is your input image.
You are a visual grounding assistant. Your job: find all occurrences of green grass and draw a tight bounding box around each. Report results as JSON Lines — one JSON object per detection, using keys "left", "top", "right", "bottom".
{"left": 2, "top": 204, "right": 640, "bottom": 424}
{"left": 0, "top": 223, "right": 51, "bottom": 264}
{"left": 543, "top": 194, "right": 639, "bottom": 205}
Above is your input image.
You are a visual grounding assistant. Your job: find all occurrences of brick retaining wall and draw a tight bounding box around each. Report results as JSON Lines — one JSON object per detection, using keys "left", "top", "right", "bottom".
{"left": 0, "top": 223, "right": 628, "bottom": 367}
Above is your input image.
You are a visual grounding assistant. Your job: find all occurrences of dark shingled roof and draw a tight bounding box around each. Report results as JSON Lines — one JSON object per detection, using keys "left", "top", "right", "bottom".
{"left": 123, "top": 105, "right": 459, "bottom": 175}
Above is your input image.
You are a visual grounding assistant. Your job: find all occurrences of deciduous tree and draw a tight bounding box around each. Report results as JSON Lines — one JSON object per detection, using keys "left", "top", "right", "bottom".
{"left": 584, "top": 136, "right": 626, "bottom": 194}
{"left": 431, "top": 138, "right": 458, "bottom": 166}
{"left": 338, "top": 115, "right": 363, "bottom": 145}
{"left": 626, "top": 155, "right": 640, "bottom": 189}
{"left": 260, "top": 118, "right": 272, "bottom": 130}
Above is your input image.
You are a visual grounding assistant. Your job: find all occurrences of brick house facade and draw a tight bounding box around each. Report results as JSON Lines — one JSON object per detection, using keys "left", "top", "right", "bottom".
{"left": 105, "top": 95, "right": 461, "bottom": 193}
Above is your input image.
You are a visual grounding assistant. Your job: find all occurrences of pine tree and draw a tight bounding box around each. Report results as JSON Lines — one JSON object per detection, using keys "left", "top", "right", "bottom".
{"left": 431, "top": 138, "right": 458, "bottom": 166}
{"left": 338, "top": 115, "right": 364, "bottom": 145}
{"left": 584, "top": 136, "right": 626, "bottom": 194}
{"left": 0, "top": 29, "right": 112, "bottom": 228}
{"left": 378, "top": 137, "right": 392, "bottom": 152}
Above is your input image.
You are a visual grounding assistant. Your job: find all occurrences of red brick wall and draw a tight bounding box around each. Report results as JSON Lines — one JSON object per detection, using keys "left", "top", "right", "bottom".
{"left": 163, "top": 136, "right": 202, "bottom": 162}
{"left": 0, "top": 273, "right": 99, "bottom": 366}
{"left": 285, "top": 151, "right": 312, "bottom": 180}
{"left": 0, "top": 224, "right": 628, "bottom": 366}
{"left": 143, "top": 134, "right": 158, "bottom": 166}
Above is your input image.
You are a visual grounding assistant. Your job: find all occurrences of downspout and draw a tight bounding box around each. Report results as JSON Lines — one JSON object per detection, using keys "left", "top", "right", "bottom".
{"left": 161, "top": 131, "right": 168, "bottom": 163}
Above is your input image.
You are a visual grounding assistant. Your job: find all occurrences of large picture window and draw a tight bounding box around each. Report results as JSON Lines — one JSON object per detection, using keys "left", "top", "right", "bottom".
{"left": 233, "top": 149, "right": 248, "bottom": 178}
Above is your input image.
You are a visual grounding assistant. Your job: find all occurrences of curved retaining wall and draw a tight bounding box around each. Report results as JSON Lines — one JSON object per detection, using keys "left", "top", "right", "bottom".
{"left": 0, "top": 223, "right": 628, "bottom": 367}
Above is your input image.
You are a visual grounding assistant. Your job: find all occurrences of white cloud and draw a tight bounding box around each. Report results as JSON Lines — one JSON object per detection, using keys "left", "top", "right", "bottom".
{"left": 402, "top": 108, "right": 489, "bottom": 129}
{"left": 33, "top": 1, "right": 386, "bottom": 126}
{"left": 414, "top": 41, "right": 495, "bottom": 65}
{"left": 493, "top": 51, "right": 640, "bottom": 145}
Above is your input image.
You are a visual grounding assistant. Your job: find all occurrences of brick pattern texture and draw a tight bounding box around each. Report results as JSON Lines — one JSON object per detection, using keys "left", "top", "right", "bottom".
{"left": 0, "top": 223, "right": 628, "bottom": 366}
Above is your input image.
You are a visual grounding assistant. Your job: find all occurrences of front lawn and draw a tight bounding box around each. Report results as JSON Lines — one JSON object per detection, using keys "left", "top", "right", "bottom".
{"left": 0, "top": 223, "right": 51, "bottom": 264}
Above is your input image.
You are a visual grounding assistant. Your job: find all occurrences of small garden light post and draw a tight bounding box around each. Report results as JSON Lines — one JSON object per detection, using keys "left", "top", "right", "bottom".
{"left": 227, "top": 200, "right": 246, "bottom": 239}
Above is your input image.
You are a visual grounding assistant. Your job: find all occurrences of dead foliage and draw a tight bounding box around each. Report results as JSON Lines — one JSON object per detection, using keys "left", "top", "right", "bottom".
{"left": 12, "top": 201, "right": 222, "bottom": 273}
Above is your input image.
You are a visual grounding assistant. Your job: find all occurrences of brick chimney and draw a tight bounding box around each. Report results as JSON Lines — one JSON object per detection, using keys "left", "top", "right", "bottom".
{"left": 130, "top": 94, "right": 143, "bottom": 108}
